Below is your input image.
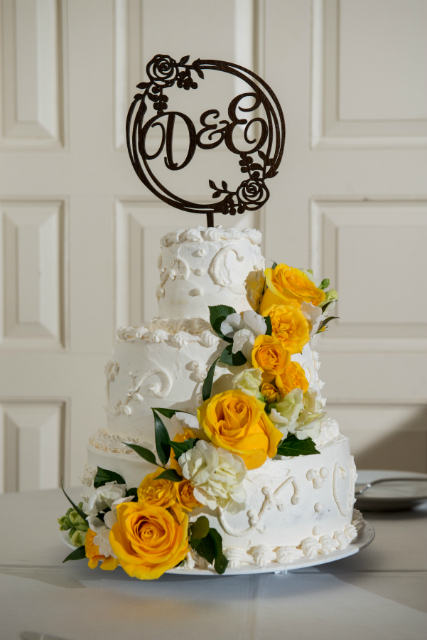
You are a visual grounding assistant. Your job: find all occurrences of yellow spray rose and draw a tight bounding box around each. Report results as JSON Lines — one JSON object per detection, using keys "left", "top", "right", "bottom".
{"left": 261, "top": 382, "right": 281, "bottom": 404}
{"left": 109, "top": 502, "right": 188, "bottom": 580}
{"left": 260, "top": 264, "right": 325, "bottom": 313}
{"left": 197, "top": 389, "right": 282, "bottom": 470}
{"left": 251, "top": 335, "right": 290, "bottom": 382}
{"left": 276, "top": 361, "right": 309, "bottom": 396}
{"left": 169, "top": 428, "right": 196, "bottom": 473}
{"left": 263, "top": 304, "right": 310, "bottom": 354}
{"left": 177, "top": 479, "right": 201, "bottom": 512}
{"left": 137, "top": 468, "right": 177, "bottom": 508}
{"left": 85, "top": 529, "right": 119, "bottom": 571}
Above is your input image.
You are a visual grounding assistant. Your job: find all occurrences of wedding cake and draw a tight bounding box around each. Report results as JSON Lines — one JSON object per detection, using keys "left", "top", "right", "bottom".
{"left": 57, "top": 225, "right": 363, "bottom": 577}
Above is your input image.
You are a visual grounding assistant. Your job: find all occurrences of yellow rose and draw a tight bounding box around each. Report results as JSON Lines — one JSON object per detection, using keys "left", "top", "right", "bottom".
{"left": 245, "top": 269, "right": 266, "bottom": 312}
{"left": 170, "top": 428, "right": 196, "bottom": 473}
{"left": 197, "top": 389, "right": 282, "bottom": 470}
{"left": 276, "top": 361, "right": 309, "bottom": 396}
{"left": 262, "top": 304, "right": 310, "bottom": 354}
{"left": 260, "top": 264, "right": 325, "bottom": 313}
{"left": 261, "top": 382, "right": 280, "bottom": 404}
{"left": 85, "top": 529, "right": 119, "bottom": 571}
{"left": 177, "top": 479, "right": 201, "bottom": 512}
{"left": 251, "top": 335, "right": 290, "bottom": 382}
{"left": 137, "top": 468, "right": 177, "bottom": 508}
{"left": 110, "top": 502, "right": 188, "bottom": 580}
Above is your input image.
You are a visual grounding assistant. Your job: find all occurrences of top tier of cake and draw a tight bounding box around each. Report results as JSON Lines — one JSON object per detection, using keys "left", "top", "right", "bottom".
{"left": 156, "top": 226, "right": 265, "bottom": 320}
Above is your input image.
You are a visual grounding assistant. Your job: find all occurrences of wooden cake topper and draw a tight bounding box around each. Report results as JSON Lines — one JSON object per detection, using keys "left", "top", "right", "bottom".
{"left": 126, "top": 55, "right": 285, "bottom": 227}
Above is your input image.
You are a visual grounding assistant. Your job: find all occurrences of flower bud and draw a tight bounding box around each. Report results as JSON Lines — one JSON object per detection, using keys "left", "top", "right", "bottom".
{"left": 57, "top": 515, "right": 72, "bottom": 531}
{"left": 69, "top": 529, "right": 87, "bottom": 547}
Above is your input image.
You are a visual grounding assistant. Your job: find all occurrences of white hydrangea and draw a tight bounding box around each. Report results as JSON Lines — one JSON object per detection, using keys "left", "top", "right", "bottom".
{"left": 270, "top": 389, "right": 325, "bottom": 440}
{"left": 178, "top": 440, "right": 247, "bottom": 514}
{"left": 220, "top": 310, "right": 266, "bottom": 360}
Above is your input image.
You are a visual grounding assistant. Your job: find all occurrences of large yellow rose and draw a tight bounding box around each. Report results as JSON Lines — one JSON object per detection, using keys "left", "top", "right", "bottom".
{"left": 276, "top": 361, "right": 309, "bottom": 396}
{"left": 263, "top": 303, "right": 310, "bottom": 354}
{"left": 197, "top": 389, "right": 282, "bottom": 470}
{"left": 177, "top": 479, "right": 201, "bottom": 512}
{"left": 260, "top": 264, "right": 325, "bottom": 313}
{"left": 85, "top": 529, "right": 119, "bottom": 571}
{"left": 251, "top": 335, "right": 290, "bottom": 382}
{"left": 109, "top": 502, "right": 188, "bottom": 580}
{"left": 137, "top": 468, "right": 177, "bottom": 508}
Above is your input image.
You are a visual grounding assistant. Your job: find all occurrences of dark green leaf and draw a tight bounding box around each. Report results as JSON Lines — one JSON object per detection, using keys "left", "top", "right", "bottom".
{"left": 94, "top": 467, "right": 125, "bottom": 489}
{"left": 220, "top": 344, "right": 247, "bottom": 367}
{"left": 61, "top": 484, "right": 87, "bottom": 522}
{"left": 209, "top": 305, "right": 236, "bottom": 329}
{"left": 125, "top": 487, "right": 138, "bottom": 500}
{"left": 152, "top": 407, "right": 195, "bottom": 420}
{"left": 155, "top": 469, "right": 183, "bottom": 483}
{"left": 124, "top": 442, "right": 158, "bottom": 466}
{"left": 62, "top": 545, "right": 86, "bottom": 563}
{"left": 271, "top": 261, "right": 278, "bottom": 269}
{"left": 190, "top": 516, "right": 210, "bottom": 540}
{"left": 202, "top": 357, "right": 220, "bottom": 401}
{"left": 320, "top": 300, "right": 334, "bottom": 313}
{"left": 276, "top": 434, "right": 320, "bottom": 457}
{"left": 319, "top": 278, "right": 330, "bottom": 290}
{"left": 152, "top": 409, "right": 170, "bottom": 466}
{"left": 191, "top": 533, "right": 215, "bottom": 565}
{"left": 265, "top": 315, "right": 272, "bottom": 336}
{"left": 209, "top": 528, "right": 229, "bottom": 575}
{"left": 316, "top": 316, "right": 339, "bottom": 334}
{"left": 169, "top": 438, "right": 198, "bottom": 459}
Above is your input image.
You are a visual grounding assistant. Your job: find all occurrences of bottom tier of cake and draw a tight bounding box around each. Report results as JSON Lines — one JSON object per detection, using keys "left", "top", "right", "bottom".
{"left": 86, "top": 433, "right": 361, "bottom": 568}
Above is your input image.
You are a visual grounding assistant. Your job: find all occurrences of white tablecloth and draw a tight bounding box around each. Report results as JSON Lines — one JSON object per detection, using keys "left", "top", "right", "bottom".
{"left": 1, "top": 487, "right": 426, "bottom": 640}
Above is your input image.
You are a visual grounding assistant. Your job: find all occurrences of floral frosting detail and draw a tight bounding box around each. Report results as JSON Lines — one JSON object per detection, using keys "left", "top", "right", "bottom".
{"left": 197, "top": 390, "right": 282, "bottom": 470}
{"left": 260, "top": 264, "right": 325, "bottom": 313}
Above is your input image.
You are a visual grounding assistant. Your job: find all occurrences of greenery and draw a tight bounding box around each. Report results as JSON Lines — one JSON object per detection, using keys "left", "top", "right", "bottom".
{"left": 169, "top": 438, "right": 198, "bottom": 459}
{"left": 94, "top": 467, "right": 125, "bottom": 489}
{"left": 202, "top": 357, "right": 220, "bottom": 401}
{"left": 62, "top": 545, "right": 86, "bottom": 563}
{"left": 190, "top": 516, "right": 210, "bottom": 540}
{"left": 264, "top": 315, "right": 272, "bottom": 336}
{"left": 123, "top": 442, "right": 158, "bottom": 466}
{"left": 155, "top": 469, "right": 183, "bottom": 482}
{"left": 152, "top": 408, "right": 171, "bottom": 466}
{"left": 277, "top": 433, "right": 320, "bottom": 457}
{"left": 220, "top": 344, "right": 247, "bottom": 366}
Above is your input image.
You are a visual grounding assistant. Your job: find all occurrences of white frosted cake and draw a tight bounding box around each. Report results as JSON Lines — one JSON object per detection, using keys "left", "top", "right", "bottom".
{"left": 78, "top": 226, "right": 363, "bottom": 573}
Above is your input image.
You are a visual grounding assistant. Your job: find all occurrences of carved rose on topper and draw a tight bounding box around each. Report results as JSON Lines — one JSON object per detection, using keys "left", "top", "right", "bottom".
{"left": 126, "top": 55, "right": 285, "bottom": 226}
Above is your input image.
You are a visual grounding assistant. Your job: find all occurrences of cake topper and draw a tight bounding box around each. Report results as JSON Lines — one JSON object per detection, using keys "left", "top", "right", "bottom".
{"left": 126, "top": 55, "right": 285, "bottom": 227}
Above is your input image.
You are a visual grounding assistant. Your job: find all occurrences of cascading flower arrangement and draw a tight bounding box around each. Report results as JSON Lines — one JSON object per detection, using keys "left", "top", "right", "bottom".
{"left": 58, "top": 262, "right": 338, "bottom": 578}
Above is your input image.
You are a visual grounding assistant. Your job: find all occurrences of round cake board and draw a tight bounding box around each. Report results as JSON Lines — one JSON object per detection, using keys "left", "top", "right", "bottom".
{"left": 60, "top": 522, "right": 374, "bottom": 577}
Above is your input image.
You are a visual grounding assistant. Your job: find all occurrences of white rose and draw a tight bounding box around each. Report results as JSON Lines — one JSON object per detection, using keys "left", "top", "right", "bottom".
{"left": 84, "top": 481, "right": 127, "bottom": 516}
{"left": 270, "top": 388, "right": 304, "bottom": 435}
{"left": 178, "top": 441, "right": 247, "bottom": 515}
{"left": 233, "top": 368, "right": 263, "bottom": 396}
{"left": 300, "top": 302, "right": 324, "bottom": 337}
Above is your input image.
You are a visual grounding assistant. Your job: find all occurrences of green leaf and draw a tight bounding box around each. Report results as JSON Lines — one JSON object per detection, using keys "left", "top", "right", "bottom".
{"left": 220, "top": 344, "right": 247, "bottom": 367}
{"left": 316, "top": 316, "right": 339, "bottom": 334}
{"left": 272, "top": 261, "right": 278, "bottom": 269}
{"left": 124, "top": 442, "right": 158, "bottom": 466}
{"left": 276, "top": 434, "right": 320, "bottom": 457}
{"left": 152, "top": 409, "right": 171, "bottom": 466}
{"left": 191, "top": 533, "right": 215, "bottom": 565}
{"left": 61, "top": 484, "right": 87, "bottom": 522}
{"left": 190, "top": 516, "right": 210, "bottom": 540}
{"left": 320, "top": 300, "right": 334, "bottom": 313}
{"left": 208, "top": 305, "right": 236, "bottom": 342}
{"left": 209, "top": 528, "right": 229, "bottom": 575}
{"left": 202, "top": 357, "right": 220, "bottom": 401}
{"left": 125, "top": 487, "right": 138, "bottom": 500}
{"left": 265, "top": 315, "right": 272, "bottom": 336}
{"left": 169, "top": 438, "right": 198, "bottom": 459}
{"left": 319, "top": 278, "right": 330, "bottom": 290}
{"left": 94, "top": 467, "right": 125, "bottom": 489}
{"left": 155, "top": 469, "right": 183, "bottom": 483}
{"left": 62, "top": 545, "right": 86, "bottom": 563}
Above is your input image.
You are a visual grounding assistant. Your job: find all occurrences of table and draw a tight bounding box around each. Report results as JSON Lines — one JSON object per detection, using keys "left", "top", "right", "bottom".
{"left": 1, "top": 487, "right": 426, "bottom": 640}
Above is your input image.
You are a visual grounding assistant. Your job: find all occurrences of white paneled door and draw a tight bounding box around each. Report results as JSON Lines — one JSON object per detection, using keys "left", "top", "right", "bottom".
{"left": 0, "top": 0, "right": 426, "bottom": 492}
